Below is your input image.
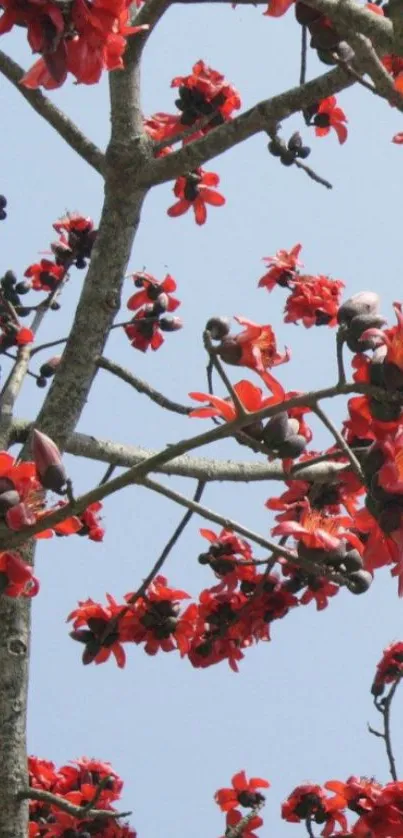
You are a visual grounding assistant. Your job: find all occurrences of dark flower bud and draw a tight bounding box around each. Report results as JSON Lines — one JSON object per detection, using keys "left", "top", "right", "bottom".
{"left": 198, "top": 552, "right": 211, "bottom": 565}
{"left": 280, "top": 151, "right": 296, "bottom": 166}
{"left": 337, "top": 291, "right": 380, "bottom": 326}
{"left": 309, "top": 19, "right": 341, "bottom": 50}
{"left": 159, "top": 316, "right": 183, "bottom": 332}
{"left": 16, "top": 307, "right": 31, "bottom": 318}
{"left": 288, "top": 132, "right": 303, "bottom": 151}
{"left": 296, "top": 145, "right": 311, "bottom": 159}
{"left": 0, "top": 210, "right": 7, "bottom": 221}
{"left": 369, "top": 346, "right": 387, "bottom": 387}
{"left": 348, "top": 569, "right": 373, "bottom": 594}
{"left": 383, "top": 362, "right": 403, "bottom": 391}
{"left": 0, "top": 195, "right": 7, "bottom": 209}
{"left": 349, "top": 313, "right": 386, "bottom": 339}
{"left": 243, "top": 420, "right": 264, "bottom": 441}
{"left": 205, "top": 316, "right": 231, "bottom": 340}
{"left": 217, "top": 338, "right": 243, "bottom": 365}
{"left": 267, "top": 138, "right": 287, "bottom": 157}
{"left": 32, "top": 429, "right": 67, "bottom": 493}
{"left": 40, "top": 357, "right": 61, "bottom": 378}
{"left": 151, "top": 294, "right": 169, "bottom": 316}
{"left": 262, "top": 412, "right": 290, "bottom": 446}
{"left": 36, "top": 377, "right": 48, "bottom": 389}
{"left": 75, "top": 257, "right": 87, "bottom": 270}
{"left": 295, "top": 2, "right": 322, "bottom": 24}
{"left": 1, "top": 270, "right": 17, "bottom": 288}
{"left": 369, "top": 398, "right": 401, "bottom": 422}
{"left": 361, "top": 442, "right": 386, "bottom": 479}
{"left": 343, "top": 549, "right": 363, "bottom": 572}
{"left": 316, "top": 48, "right": 338, "bottom": 65}
{"left": 0, "top": 490, "right": 21, "bottom": 513}
{"left": 277, "top": 434, "right": 307, "bottom": 458}
{"left": 15, "top": 281, "right": 31, "bottom": 295}
{"left": 371, "top": 679, "right": 384, "bottom": 698}
{"left": 50, "top": 301, "right": 61, "bottom": 311}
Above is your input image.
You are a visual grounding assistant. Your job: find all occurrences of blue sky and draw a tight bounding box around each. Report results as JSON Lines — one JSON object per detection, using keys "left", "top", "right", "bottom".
{"left": 2, "top": 5, "right": 403, "bottom": 836}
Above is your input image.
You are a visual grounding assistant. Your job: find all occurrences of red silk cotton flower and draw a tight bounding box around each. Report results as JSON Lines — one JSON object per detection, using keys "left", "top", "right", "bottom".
{"left": 216, "top": 316, "right": 289, "bottom": 397}
{"left": 167, "top": 169, "right": 225, "bottom": 225}
{"left": 171, "top": 60, "right": 241, "bottom": 123}
{"left": 264, "top": 0, "right": 294, "bottom": 15}
{"left": 0, "top": 551, "right": 40, "bottom": 597}
{"left": 189, "top": 379, "right": 281, "bottom": 421}
{"left": 215, "top": 771, "right": 270, "bottom": 812}
{"left": 259, "top": 243, "right": 303, "bottom": 292}
{"left": 308, "top": 96, "right": 348, "bottom": 144}
{"left": 284, "top": 274, "right": 345, "bottom": 327}
{"left": 127, "top": 272, "right": 180, "bottom": 313}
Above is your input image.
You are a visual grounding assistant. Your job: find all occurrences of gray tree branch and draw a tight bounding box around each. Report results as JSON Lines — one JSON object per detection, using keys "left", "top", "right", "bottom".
{"left": 0, "top": 50, "right": 105, "bottom": 174}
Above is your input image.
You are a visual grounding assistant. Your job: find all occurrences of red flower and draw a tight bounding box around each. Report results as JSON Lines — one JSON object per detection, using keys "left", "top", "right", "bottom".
{"left": 171, "top": 60, "right": 241, "bottom": 122}
{"left": 282, "top": 783, "right": 348, "bottom": 835}
{"left": 312, "top": 96, "right": 348, "bottom": 144}
{"left": 222, "top": 809, "right": 264, "bottom": 838}
{"left": 25, "top": 258, "right": 65, "bottom": 292}
{"left": 272, "top": 502, "right": 363, "bottom": 554}
{"left": 167, "top": 169, "right": 225, "bottom": 225}
{"left": 189, "top": 379, "right": 281, "bottom": 421}
{"left": 371, "top": 641, "right": 403, "bottom": 696}
{"left": 127, "top": 272, "right": 180, "bottom": 313}
{"left": 68, "top": 595, "right": 127, "bottom": 667}
{"left": 53, "top": 213, "right": 94, "bottom": 236}
{"left": 393, "top": 132, "right": 403, "bottom": 144}
{"left": 377, "top": 426, "right": 403, "bottom": 494}
{"left": 124, "top": 575, "right": 196, "bottom": 656}
{"left": 217, "top": 316, "right": 289, "bottom": 396}
{"left": 0, "top": 551, "right": 39, "bottom": 597}
{"left": 284, "top": 274, "right": 345, "bottom": 327}
{"left": 361, "top": 301, "right": 403, "bottom": 371}
{"left": 124, "top": 310, "right": 164, "bottom": 352}
{"left": 215, "top": 771, "right": 270, "bottom": 812}
{"left": 264, "top": 0, "right": 294, "bottom": 15}
{"left": 258, "top": 243, "right": 303, "bottom": 292}
{"left": 16, "top": 327, "right": 34, "bottom": 345}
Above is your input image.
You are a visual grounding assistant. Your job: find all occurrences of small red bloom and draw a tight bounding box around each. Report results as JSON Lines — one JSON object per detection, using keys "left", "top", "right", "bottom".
{"left": 217, "top": 316, "right": 289, "bottom": 397}
{"left": 361, "top": 301, "right": 403, "bottom": 370}
{"left": 0, "top": 551, "right": 39, "bottom": 597}
{"left": 16, "top": 328, "right": 34, "bottom": 345}
{"left": 284, "top": 274, "right": 345, "bottom": 327}
{"left": 171, "top": 60, "right": 241, "bottom": 122}
{"left": 371, "top": 641, "right": 403, "bottom": 696}
{"left": 25, "top": 258, "right": 64, "bottom": 292}
{"left": 189, "top": 379, "right": 281, "bottom": 421}
{"left": 215, "top": 771, "right": 270, "bottom": 812}
{"left": 68, "top": 595, "right": 127, "bottom": 667}
{"left": 264, "top": 0, "right": 294, "bottom": 15}
{"left": 167, "top": 169, "right": 225, "bottom": 225}
{"left": 313, "top": 96, "right": 348, "bottom": 144}
{"left": 259, "top": 244, "right": 303, "bottom": 292}
{"left": 124, "top": 310, "right": 164, "bottom": 352}
{"left": 272, "top": 501, "right": 363, "bottom": 554}
{"left": 127, "top": 272, "right": 180, "bottom": 312}
{"left": 222, "top": 809, "right": 264, "bottom": 838}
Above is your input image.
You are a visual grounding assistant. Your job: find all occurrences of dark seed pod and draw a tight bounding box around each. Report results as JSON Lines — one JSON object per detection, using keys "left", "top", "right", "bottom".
{"left": 296, "top": 145, "right": 311, "bottom": 159}
{"left": 0, "top": 490, "right": 20, "bottom": 513}
{"left": 288, "top": 132, "right": 303, "bottom": 151}
{"left": 277, "top": 434, "right": 307, "bottom": 458}
{"left": 1, "top": 270, "right": 17, "bottom": 288}
{"left": 40, "top": 464, "right": 67, "bottom": 493}
{"left": 343, "top": 549, "right": 363, "bottom": 572}
{"left": 337, "top": 292, "right": 380, "bottom": 326}
{"left": 17, "top": 307, "right": 31, "bottom": 318}
{"left": 40, "top": 357, "right": 61, "bottom": 378}
{"left": 0, "top": 195, "right": 7, "bottom": 209}
{"left": 316, "top": 48, "right": 338, "bottom": 65}
{"left": 348, "top": 569, "right": 373, "bottom": 594}
{"left": 205, "top": 317, "right": 231, "bottom": 340}
{"left": 0, "top": 210, "right": 7, "bottom": 221}
{"left": 159, "top": 316, "right": 183, "bottom": 332}
{"left": 309, "top": 20, "right": 341, "bottom": 50}
{"left": 280, "top": 151, "right": 296, "bottom": 166}
{"left": 348, "top": 313, "right": 387, "bottom": 339}
{"left": 243, "top": 420, "right": 264, "bottom": 441}
{"left": 50, "top": 301, "right": 61, "bottom": 311}
{"left": 268, "top": 138, "right": 287, "bottom": 157}
{"left": 15, "top": 281, "right": 31, "bottom": 295}
{"left": 383, "top": 362, "right": 403, "bottom": 391}
{"left": 217, "top": 338, "right": 242, "bottom": 365}
{"left": 369, "top": 398, "right": 401, "bottom": 422}
{"left": 36, "top": 376, "right": 48, "bottom": 389}
{"left": 262, "top": 412, "right": 290, "bottom": 446}
{"left": 198, "top": 552, "right": 211, "bottom": 565}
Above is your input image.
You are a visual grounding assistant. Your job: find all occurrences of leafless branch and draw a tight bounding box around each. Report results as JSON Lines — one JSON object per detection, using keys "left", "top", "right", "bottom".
{"left": 18, "top": 788, "right": 131, "bottom": 821}
{"left": 96, "top": 356, "right": 192, "bottom": 414}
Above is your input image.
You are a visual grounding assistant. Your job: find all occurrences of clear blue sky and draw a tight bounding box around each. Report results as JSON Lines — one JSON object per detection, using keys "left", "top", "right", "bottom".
{"left": 1, "top": 6, "right": 403, "bottom": 836}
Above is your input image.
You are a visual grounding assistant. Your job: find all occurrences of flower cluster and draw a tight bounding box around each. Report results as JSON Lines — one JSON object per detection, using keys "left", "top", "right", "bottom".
{"left": 372, "top": 641, "right": 403, "bottom": 696}
{"left": 28, "top": 755, "right": 136, "bottom": 838}
{"left": 143, "top": 61, "right": 240, "bottom": 224}
{"left": 124, "top": 272, "right": 182, "bottom": 352}
{"left": 215, "top": 771, "right": 269, "bottom": 838}
{"left": 258, "top": 244, "right": 345, "bottom": 327}
{"left": 0, "top": 0, "right": 147, "bottom": 89}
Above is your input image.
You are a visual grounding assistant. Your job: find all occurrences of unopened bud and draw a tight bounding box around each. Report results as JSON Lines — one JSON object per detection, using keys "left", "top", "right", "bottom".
{"left": 32, "top": 429, "right": 67, "bottom": 493}
{"left": 40, "top": 357, "right": 61, "bottom": 378}
{"left": 159, "top": 316, "right": 183, "bottom": 332}
{"left": 205, "top": 317, "right": 231, "bottom": 341}
{"left": 337, "top": 292, "right": 380, "bottom": 326}
{"left": 348, "top": 569, "right": 373, "bottom": 594}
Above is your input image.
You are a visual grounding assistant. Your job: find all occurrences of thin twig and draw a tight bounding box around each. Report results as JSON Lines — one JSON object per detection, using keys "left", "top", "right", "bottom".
{"left": 203, "top": 330, "right": 247, "bottom": 416}
{"left": 30, "top": 337, "right": 68, "bottom": 357}
{"left": 18, "top": 788, "right": 130, "bottom": 820}
{"left": 99, "top": 480, "right": 205, "bottom": 643}
{"left": 313, "top": 403, "right": 365, "bottom": 484}
{"left": 373, "top": 681, "right": 400, "bottom": 781}
{"left": 300, "top": 25, "right": 308, "bottom": 86}
{"left": 305, "top": 817, "right": 316, "bottom": 838}
{"left": 0, "top": 50, "right": 104, "bottom": 174}
{"left": 294, "top": 158, "right": 333, "bottom": 189}
{"left": 96, "top": 356, "right": 191, "bottom": 415}
{"left": 336, "top": 329, "right": 346, "bottom": 386}
{"left": 225, "top": 806, "right": 264, "bottom": 838}
{"left": 99, "top": 464, "right": 116, "bottom": 485}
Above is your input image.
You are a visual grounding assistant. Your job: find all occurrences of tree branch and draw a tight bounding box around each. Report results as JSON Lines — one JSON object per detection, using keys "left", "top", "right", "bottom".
{"left": 18, "top": 788, "right": 131, "bottom": 821}
{"left": 96, "top": 356, "right": 192, "bottom": 414}
{"left": 0, "top": 50, "right": 105, "bottom": 174}
{"left": 140, "top": 66, "right": 355, "bottom": 185}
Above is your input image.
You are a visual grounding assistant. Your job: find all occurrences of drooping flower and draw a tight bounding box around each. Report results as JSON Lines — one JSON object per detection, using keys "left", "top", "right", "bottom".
{"left": 167, "top": 169, "right": 225, "bottom": 225}
{"left": 124, "top": 310, "right": 165, "bottom": 352}
{"left": 127, "top": 272, "right": 180, "bottom": 313}
{"left": 0, "top": 551, "right": 40, "bottom": 597}
{"left": 371, "top": 641, "right": 403, "bottom": 696}
{"left": 189, "top": 379, "right": 281, "bottom": 421}
{"left": 215, "top": 771, "right": 270, "bottom": 812}
{"left": 272, "top": 501, "right": 363, "bottom": 554}
{"left": 216, "top": 316, "right": 289, "bottom": 397}
{"left": 284, "top": 274, "right": 345, "bottom": 327}
{"left": 309, "top": 96, "right": 348, "bottom": 144}
{"left": 68, "top": 595, "right": 127, "bottom": 668}
{"left": 24, "top": 259, "right": 65, "bottom": 292}
{"left": 171, "top": 60, "right": 241, "bottom": 124}
{"left": 258, "top": 244, "right": 303, "bottom": 292}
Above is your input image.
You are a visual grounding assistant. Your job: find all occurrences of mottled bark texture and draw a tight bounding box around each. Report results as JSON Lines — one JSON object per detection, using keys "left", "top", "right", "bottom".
{"left": 0, "top": 545, "right": 32, "bottom": 838}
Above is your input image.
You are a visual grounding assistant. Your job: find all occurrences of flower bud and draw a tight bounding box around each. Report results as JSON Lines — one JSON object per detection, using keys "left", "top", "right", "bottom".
{"left": 205, "top": 317, "right": 231, "bottom": 340}
{"left": 32, "top": 429, "right": 67, "bottom": 493}
{"left": 277, "top": 434, "right": 307, "bottom": 458}
{"left": 348, "top": 569, "right": 373, "bottom": 594}
{"left": 217, "top": 338, "right": 242, "bottom": 365}
{"left": 40, "top": 356, "right": 61, "bottom": 378}
{"left": 343, "top": 549, "right": 363, "bottom": 572}
{"left": 337, "top": 292, "right": 380, "bottom": 326}
{"left": 159, "top": 316, "right": 183, "bottom": 332}
{"left": 262, "top": 412, "right": 290, "bottom": 446}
